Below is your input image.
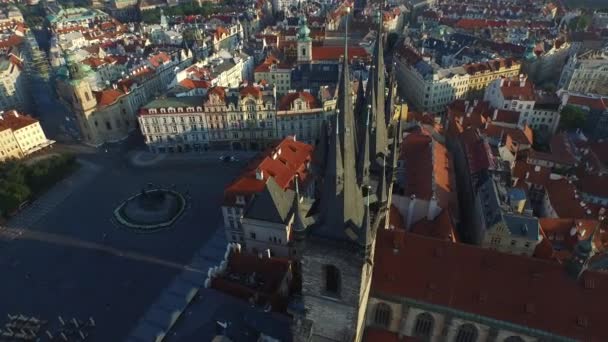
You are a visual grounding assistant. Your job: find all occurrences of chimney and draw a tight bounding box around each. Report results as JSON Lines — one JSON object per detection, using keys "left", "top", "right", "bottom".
{"left": 525, "top": 171, "right": 530, "bottom": 179}
{"left": 473, "top": 99, "right": 479, "bottom": 107}
{"left": 500, "top": 78, "right": 505, "bottom": 87}
{"left": 493, "top": 108, "right": 498, "bottom": 121}
{"left": 520, "top": 76, "right": 526, "bottom": 87}
{"left": 255, "top": 169, "right": 264, "bottom": 180}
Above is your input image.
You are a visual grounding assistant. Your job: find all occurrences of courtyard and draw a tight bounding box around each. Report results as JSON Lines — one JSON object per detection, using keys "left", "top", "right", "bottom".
{"left": 0, "top": 150, "right": 244, "bottom": 340}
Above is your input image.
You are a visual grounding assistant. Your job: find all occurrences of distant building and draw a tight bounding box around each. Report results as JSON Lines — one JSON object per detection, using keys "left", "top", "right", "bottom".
{"left": 0, "top": 110, "right": 53, "bottom": 161}
{"left": 365, "top": 229, "right": 608, "bottom": 341}
{"left": 0, "top": 51, "right": 26, "bottom": 111}
{"left": 221, "top": 136, "right": 314, "bottom": 252}
{"left": 138, "top": 84, "right": 277, "bottom": 153}
{"left": 57, "top": 49, "right": 192, "bottom": 146}
{"left": 558, "top": 49, "right": 608, "bottom": 95}
{"left": 484, "top": 76, "right": 560, "bottom": 134}
{"left": 207, "top": 243, "right": 293, "bottom": 312}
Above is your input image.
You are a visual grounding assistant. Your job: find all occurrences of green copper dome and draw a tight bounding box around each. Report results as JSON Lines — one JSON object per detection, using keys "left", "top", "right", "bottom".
{"left": 297, "top": 15, "right": 311, "bottom": 42}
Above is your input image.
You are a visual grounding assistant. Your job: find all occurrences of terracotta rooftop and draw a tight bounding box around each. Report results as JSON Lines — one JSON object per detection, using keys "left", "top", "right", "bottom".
{"left": 372, "top": 230, "right": 608, "bottom": 341}
{"left": 311, "top": 46, "right": 369, "bottom": 62}
{"left": 566, "top": 95, "right": 608, "bottom": 111}
{"left": 483, "top": 123, "right": 533, "bottom": 146}
{"left": 535, "top": 218, "right": 607, "bottom": 262}
{"left": 223, "top": 137, "right": 313, "bottom": 206}
{"left": 278, "top": 91, "right": 318, "bottom": 111}
{"left": 179, "top": 78, "right": 211, "bottom": 90}
{"left": 578, "top": 174, "right": 608, "bottom": 198}
{"left": 499, "top": 77, "right": 535, "bottom": 101}
{"left": 0, "top": 110, "right": 38, "bottom": 132}
{"left": 512, "top": 161, "right": 550, "bottom": 187}
{"left": 93, "top": 88, "right": 124, "bottom": 107}
{"left": 545, "top": 179, "right": 594, "bottom": 219}
{"left": 493, "top": 109, "right": 520, "bottom": 125}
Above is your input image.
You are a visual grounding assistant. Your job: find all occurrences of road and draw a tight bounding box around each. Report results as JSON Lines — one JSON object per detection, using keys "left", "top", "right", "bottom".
{"left": 0, "top": 147, "right": 244, "bottom": 341}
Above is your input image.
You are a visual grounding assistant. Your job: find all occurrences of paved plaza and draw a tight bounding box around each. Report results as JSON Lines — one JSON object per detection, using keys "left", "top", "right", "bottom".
{"left": 0, "top": 150, "right": 244, "bottom": 341}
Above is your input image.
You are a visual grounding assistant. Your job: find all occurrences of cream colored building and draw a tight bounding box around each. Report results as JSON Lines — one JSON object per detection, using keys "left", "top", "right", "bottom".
{"left": 0, "top": 110, "right": 52, "bottom": 161}
{"left": 138, "top": 84, "right": 277, "bottom": 152}
{"left": 558, "top": 48, "right": 608, "bottom": 95}
{"left": 254, "top": 56, "right": 292, "bottom": 96}
{"left": 0, "top": 53, "right": 26, "bottom": 111}
{"left": 57, "top": 50, "right": 192, "bottom": 146}
{"left": 395, "top": 46, "right": 469, "bottom": 113}
{"left": 465, "top": 58, "right": 521, "bottom": 98}
{"left": 276, "top": 90, "right": 331, "bottom": 145}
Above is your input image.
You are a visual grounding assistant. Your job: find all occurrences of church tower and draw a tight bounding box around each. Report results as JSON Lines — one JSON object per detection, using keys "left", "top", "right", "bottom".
{"left": 63, "top": 54, "right": 98, "bottom": 144}
{"left": 296, "top": 15, "right": 312, "bottom": 64}
{"left": 292, "top": 8, "right": 382, "bottom": 342}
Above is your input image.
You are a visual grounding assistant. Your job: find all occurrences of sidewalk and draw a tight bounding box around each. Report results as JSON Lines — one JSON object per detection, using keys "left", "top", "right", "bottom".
{"left": 127, "top": 226, "right": 229, "bottom": 342}
{"left": 7, "top": 159, "right": 102, "bottom": 229}
{"left": 129, "top": 150, "right": 259, "bottom": 167}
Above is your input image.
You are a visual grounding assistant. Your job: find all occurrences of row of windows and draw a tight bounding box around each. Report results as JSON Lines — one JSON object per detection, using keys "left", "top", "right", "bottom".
{"left": 373, "top": 304, "right": 526, "bottom": 342}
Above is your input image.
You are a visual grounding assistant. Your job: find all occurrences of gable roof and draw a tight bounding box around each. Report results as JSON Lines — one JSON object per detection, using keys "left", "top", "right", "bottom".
{"left": 244, "top": 177, "right": 295, "bottom": 224}
{"left": 372, "top": 230, "right": 608, "bottom": 341}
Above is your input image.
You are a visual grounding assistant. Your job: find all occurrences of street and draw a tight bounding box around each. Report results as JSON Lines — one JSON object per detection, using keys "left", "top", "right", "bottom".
{"left": 0, "top": 147, "right": 245, "bottom": 341}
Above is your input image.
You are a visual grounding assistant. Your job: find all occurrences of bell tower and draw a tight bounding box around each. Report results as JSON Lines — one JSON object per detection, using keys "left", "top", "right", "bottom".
{"left": 297, "top": 15, "right": 312, "bottom": 64}
{"left": 292, "top": 7, "right": 380, "bottom": 342}
{"left": 64, "top": 54, "right": 98, "bottom": 144}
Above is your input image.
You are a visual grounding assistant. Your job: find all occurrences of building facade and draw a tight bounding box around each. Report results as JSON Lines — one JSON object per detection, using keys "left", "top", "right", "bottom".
{"left": 558, "top": 49, "right": 608, "bottom": 95}
{"left": 0, "top": 110, "right": 52, "bottom": 161}
{"left": 138, "top": 84, "right": 277, "bottom": 152}
{"left": 57, "top": 49, "right": 192, "bottom": 146}
{"left": 0, "top": 52, "right": 26, "bottom": 112}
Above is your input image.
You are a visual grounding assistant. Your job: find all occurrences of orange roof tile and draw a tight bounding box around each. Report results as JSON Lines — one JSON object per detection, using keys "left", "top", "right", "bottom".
{"left": 93, "top": 89, "right": 124, "bottom": 107}
{"left": 0, "top": 111, "right": 38, "bottom": 131}
{"left": 278, "top": 91, "right": 318, "bottom": 111}
{"left": 223, "top": 137, "right": 313, "bottom": 206}
{"left": 311, "top": 46, "right": 369, "bottom": 62}
{"left": 373, "top": 230, "right": 608, "bottom": 341}
{"left": 499, "top": 76, "right": 535, "bottom": 101}
{"left": 512, "top": 161, "right": 550, "bottom": 187}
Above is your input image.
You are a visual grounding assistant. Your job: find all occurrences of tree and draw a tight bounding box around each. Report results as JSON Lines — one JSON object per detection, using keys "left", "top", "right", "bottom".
{"left": 559, "top": 105, "right": 587, "bottom": 131}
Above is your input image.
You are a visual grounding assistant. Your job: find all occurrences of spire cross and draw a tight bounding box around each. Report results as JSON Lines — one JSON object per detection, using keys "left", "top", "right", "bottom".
{"left": 366, "top": 104, "right": 371, "bottom": 127}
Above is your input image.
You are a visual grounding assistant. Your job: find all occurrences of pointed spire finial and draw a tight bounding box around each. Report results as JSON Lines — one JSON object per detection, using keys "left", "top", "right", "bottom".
{"left": 335, "top": 109, "right": 340, "bottom": 135}
{"left": 366, "top": 104, "right": 371, "bottom": 127}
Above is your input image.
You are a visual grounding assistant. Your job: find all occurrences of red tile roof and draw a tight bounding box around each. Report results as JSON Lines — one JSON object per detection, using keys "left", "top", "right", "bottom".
{"left": 499, "top": 77, "right": 535, "bottom": 101}
{"left": 223, "top": 137, "right": 313, "bottom": 206}
{"left": 278, "top": 91, "right": 318, "bottom": 111}
{"left": 483, "top": 123, "right": 533, "bottom": 146}
{"left": 372, "top": 230, "right": 608, "bottom": 341}
{"left": 311, "top": 46, "right": 369, "bottom": 62}
{"left": 460, "top": 128, "right": 494, "bottom": 174}
{"left": 512, "top": 161, "right": 550, "bottom": 187}
{"left": 179, "top": 78, "right": 211, "bottom": 90}
{"left": 578, "top": 174, "right": 608, "bottom": 198}
{"left": 0, "top": 111, "right": 38, "bottom": 131}
{"left": 493, "top": 109, "right": 520, "bottom": 125}
{"left": 240, "top": 84, "right": 263, "bottom": 99}
{"left": 455, "top": 18, "right": 507, "bottom": 29}
{"left": 93, "top": 89, "right": 124, "bottom": 107}
{"left": 567, "top": 95, "right": 608, "bottom": 111}
{"left": 528, "top": 134, "right": 577, "bottom": 167}
{"left": 148, "top": 51, "right": 171, "bottom": 68}
{"left": 411, "top": 209, "right": 458, "bottom": 242}
{"left": 545, "top": 179, "right": 593, "bottom": 219}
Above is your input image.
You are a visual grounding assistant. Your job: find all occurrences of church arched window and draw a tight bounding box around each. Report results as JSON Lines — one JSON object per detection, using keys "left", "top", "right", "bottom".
{"left": 373, "top": 303, "right": 391, "bottom": 327}
{"left": 413, "top": 312, "right": 434, "bottom": 339}
{"left": 455, "top": 323, "right": 478, "bottom": 342}
{"left": 324, "top": 265, "right": 340, "bottom": 296}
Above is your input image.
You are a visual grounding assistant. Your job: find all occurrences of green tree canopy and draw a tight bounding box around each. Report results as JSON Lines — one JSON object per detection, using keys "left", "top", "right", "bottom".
{"left": 559, "top": 105, "right": 587, "bottom": 131}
